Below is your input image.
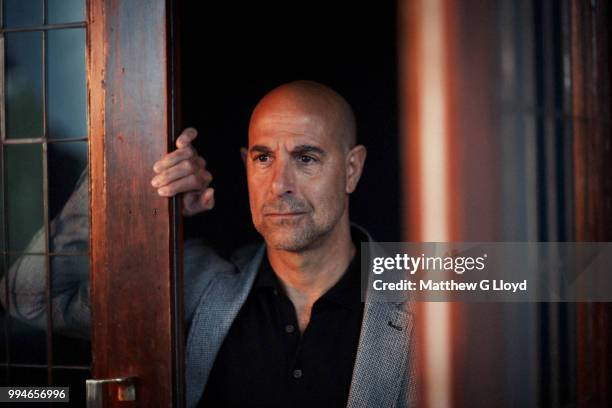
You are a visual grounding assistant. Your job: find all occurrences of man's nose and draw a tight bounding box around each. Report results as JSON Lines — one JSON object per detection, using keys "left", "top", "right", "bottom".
{"left": 270, "top": 158, "right": 295, "bottom": 196}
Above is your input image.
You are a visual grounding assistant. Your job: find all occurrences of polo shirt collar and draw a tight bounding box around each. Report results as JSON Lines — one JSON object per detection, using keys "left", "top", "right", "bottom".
{"left": 252, "top": 225, "right": 367, "bottom": 311}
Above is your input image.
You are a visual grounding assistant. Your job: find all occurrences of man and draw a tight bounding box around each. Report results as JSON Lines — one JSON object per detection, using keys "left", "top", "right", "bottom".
{"left": 3, "top": 81, "right": 416, "bottom": 407}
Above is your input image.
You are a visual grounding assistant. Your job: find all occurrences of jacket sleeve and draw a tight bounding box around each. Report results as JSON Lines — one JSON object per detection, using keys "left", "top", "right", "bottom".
{"left": 0, "top": 168, "right": 230, "bottom": 340}
{"left": 0, "top": 170, "right": 91, "bottom": 340}
{"left": 183, "top": 240, "right": 237, "bottom": 329}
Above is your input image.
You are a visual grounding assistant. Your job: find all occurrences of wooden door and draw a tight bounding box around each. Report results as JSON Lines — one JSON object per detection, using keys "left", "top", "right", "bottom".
{"left": 399, "top": 0, "right": 611, "bottom": 407}
{"left": 88, "top": 0, "right": 183, "bottom": 406}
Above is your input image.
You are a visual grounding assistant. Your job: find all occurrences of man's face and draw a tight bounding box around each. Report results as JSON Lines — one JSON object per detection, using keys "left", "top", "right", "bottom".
{"left": 246, "top": 105, "right": 349, "bottom": 252}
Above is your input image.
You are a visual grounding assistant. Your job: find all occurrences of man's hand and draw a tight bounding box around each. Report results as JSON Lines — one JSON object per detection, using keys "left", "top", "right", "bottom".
{"left": 151, "top": 127, "right": 215, "bottom": 216}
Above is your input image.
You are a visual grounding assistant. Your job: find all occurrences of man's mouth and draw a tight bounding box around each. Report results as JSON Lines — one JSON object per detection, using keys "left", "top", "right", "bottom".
{"left": 264, "top": 212, "right": 307, "bottom": 217}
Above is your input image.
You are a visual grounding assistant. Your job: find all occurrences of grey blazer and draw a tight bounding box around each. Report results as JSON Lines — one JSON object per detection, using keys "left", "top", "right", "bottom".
{"left": 183, "top": 231, "right": 418, "bottom": 408}
{"left": 1, "top": 173, "right": 418, "bottom": 407}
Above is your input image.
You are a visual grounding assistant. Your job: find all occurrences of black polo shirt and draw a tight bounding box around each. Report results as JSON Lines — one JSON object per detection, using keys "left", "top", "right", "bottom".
{"left": 198, "top": 240, "right": 364, "bottom": 407}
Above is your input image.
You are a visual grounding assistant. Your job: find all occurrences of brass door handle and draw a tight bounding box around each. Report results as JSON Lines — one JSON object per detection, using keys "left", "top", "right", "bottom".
{"left": 86, "top": 376, "right": 136, "bottom": 408}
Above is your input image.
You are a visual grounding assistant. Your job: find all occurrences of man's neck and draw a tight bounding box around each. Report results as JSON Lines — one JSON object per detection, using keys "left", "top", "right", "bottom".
{"left": 266, "top": 219, "right": 355, "bottom": 332}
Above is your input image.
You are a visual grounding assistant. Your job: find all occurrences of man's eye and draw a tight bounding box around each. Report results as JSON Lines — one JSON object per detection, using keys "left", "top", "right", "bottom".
{"left": 255, "top": 154, "right": 270, "bottom": 162}
{"left": 299, "top": 155, "right": 316, "bottom": 164}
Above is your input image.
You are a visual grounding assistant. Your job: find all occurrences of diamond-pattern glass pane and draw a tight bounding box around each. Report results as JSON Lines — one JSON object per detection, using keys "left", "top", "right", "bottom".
{"left": 48, "top": 142, "right": 88, "bottom": 224}
{"left": 3, "top": 0, "right": 43, "bottom": 28}
{"left": 6, "top": 254, "right": 47, "bottom": 365}
{"left": 9, "top": 367, "right": 47, "bottom": 386}
{"left": 47, "top": 28, "right": 87, "bottom": 140}
{"left": 51, "top": 255, "right": 90, "bottom": 366}
{"left": 1, "top": 0, "right": 91, "bottom": 392}
{"left": 5, "top": 31, "right": 44, "bottom": 139}
{"left": 47, "top": 0, "right": 85, "bottom": 25}
{"left": 4, "top": 144, "right": 44, "bottom": 252}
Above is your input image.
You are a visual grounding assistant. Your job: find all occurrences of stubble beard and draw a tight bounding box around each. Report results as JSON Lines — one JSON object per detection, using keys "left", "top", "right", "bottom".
{"left": 254, "top": 194, "right": 344, "bottom": 252}
{"left": 258, "top": 212, "right": 340, "bottom": 252}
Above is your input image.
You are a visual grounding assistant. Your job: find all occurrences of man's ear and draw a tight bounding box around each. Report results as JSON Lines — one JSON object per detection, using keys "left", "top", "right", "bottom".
{"left": 240, "top": 147, "right": 248, "bottom": 167}
{"left": 345, "top": 145, "right": 367, "bottom": 194}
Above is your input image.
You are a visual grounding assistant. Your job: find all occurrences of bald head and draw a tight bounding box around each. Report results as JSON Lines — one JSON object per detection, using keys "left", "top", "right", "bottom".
{"left": 245, "top": 81, "right": 367, "bottom": 252}
{"left": 249, "top": 81, "right": 357, "bottom": 151}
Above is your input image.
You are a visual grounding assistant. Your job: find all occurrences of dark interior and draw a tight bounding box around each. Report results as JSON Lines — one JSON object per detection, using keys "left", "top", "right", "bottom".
{"left": 179, "top": 1, "right": 401, "bottom": 255}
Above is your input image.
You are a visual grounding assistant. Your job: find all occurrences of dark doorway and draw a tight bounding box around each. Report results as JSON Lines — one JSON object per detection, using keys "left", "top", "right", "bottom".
{"left": 179, "top": 1, "right": 401, "bottom": 255}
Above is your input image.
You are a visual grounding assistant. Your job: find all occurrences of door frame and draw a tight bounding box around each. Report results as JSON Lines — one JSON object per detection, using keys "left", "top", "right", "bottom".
{"left": 88, "top": 0, "right": 184, "bottom": 406}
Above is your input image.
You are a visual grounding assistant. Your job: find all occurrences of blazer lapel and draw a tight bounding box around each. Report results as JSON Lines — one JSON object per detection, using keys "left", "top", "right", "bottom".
{"left": 185, "top": 245, "right": 266, "bottom": 407}
{"left": 347, "top": 236, "right": 415, "bottom": 408}
{"left": 347, "top": 298, "right": 414, "bottom": 408}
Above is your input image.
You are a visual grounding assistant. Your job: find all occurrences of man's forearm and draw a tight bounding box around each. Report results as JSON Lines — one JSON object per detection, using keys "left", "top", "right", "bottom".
{"left": 0, "top": 170, "right": 91, "bottom": 339}
{"left": 0, "top": 162, "right": 222, "bottom": 341}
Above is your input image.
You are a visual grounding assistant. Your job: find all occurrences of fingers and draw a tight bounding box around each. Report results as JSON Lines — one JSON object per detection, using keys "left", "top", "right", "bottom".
{"left": 152, "top": 157, "right": 209, "bottom": 189}
{"left": 153, "top": 145, "right": 199, "bottom": 174}
{"left": 201, "top": 187, "right": 215, "bottom": 207}
{"left": 183, "top": 187, "right": 215, "bottom": 217}
{"left": 155, "top": 168, "right": 212, "bottom": 197}
{"left": 151, "top": 127, "right": 215, "bottom": 216}
{"left": 176, "top": 127, "right": 198, "bottom": 149}
{"left": 153, "top": 127, "right": 201, "bottom": 173}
